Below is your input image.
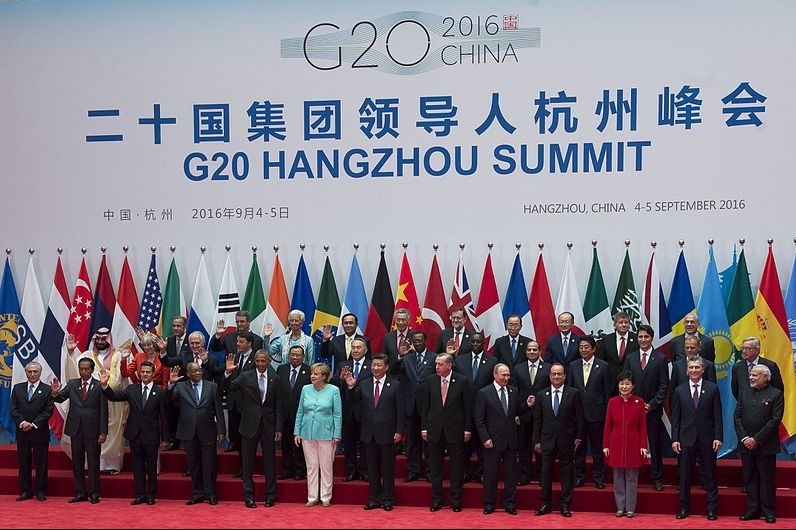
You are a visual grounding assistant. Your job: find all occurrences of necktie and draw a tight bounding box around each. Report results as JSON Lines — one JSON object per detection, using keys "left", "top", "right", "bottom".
{"left": 398, "top": 331, "right": 405, "bottom": 348}
{"left": 194, "top": 353, "right": 200, "bottom": 365}
{"left": 511, "top": 338, "right": 517, "bottom": 360}
{"left": 454, "top": 331, "right": 461, "bottom": 351}
{"left": 583, "top": 361, "right": 591, "bottom": 385}
{"left": 193, "top": 383, "right": 200, "bottom": 406}
{"left": 374, "top": 379, "right": 381, "bottom": 407}
{"left": 290, "top": 368, "right": 298, "bottom": 389}
{"left": 259, "top": 373, "right": 267, "bottom": 403}
{"left": 353, "top": 361, "right": 360, "bottom": 379}
{"left": 619, "top": 336, "right": 626, "bottom": 359}
{"left": 748, "top": 362, "right": 755, "bottom": 371}
{"left": 441, "top": 378, "right": 448, "bottom": 406}
{"left": 142, "top": 385, "right": 149, "bottom": 405}
{"left": 28, "top": 384, "right": 34, "bottom": 401}
{"left": 640, "top": 351, "right": 647, "bottom": 370}
{"left": 562, "top": 335, "right": 568, "bottom": 352}
{"left": 553, "top": 389, "right": 560, "bottom": 416}
{"left": 500, "top": 387, "right": 508, "bottom": 415}
{"left": 472, "top": 355, "right": 479, "bottom": 380}
{"left": 416, "top": 353, "right": 423, "bottom": 371}
{"left": 693, "top": 384, "right": 700, "bottom": 408}
{"left": 529, "top": 363, "right": 536, "bottom": 384}
{"left": 82, "top": 381, "right": 88, "bottom": 400}
{"left": 345, "top": 336, "right": 352, "bottom": 359}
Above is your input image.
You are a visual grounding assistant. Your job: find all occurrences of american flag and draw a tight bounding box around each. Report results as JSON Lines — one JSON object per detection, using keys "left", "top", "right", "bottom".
{"left": 137, "top": 254, "right": 163, "bottom": 333}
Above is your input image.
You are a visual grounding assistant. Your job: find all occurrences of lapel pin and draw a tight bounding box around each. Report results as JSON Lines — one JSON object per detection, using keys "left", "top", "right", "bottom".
{"left": 386, "top": 382, "right": 391, "bottom": 387}
{"left": 545, "top": 391, "right": 550, "bottom": 396}
{"left": 451, "top": 378, "right": 456, "bottom": 383}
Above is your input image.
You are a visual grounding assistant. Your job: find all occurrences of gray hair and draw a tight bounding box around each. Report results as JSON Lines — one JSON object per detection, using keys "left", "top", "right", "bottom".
{"left": 188, "top": 331, "right": 206, "bottom": 345}
{"left": 288, "top": 309, "right": 305, "bottom": 323}
{"left": 751, "top": 364, "right": 771, "bottom": 380}
{"left": 743, "top": 337, "right": 761, "bottom": 349}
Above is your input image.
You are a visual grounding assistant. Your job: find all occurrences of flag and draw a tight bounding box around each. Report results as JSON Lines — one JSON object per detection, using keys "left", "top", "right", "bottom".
{"left": 719, "top": 246, "right": 738, "bottom": 306}
{"left": 14, "top": 255, "right": 45, "bottom": 390}
{"left": 555, "top": 251, "right": 586, "bottom": 335}
{"left": 137, "top": 254, "right": 162, "bottom": 335}
{"left": 290, "top": 255, "right": 315, "bottom": 336}
{"left": 755, "top": 246, "right": 796, "bottom": 441}
{"left": 339, "top": 253, "right": 368, "bottom": 336}
{"left": 212, "top": 253, "right": 241, "bottom": 341}
{"left": 158, "top": 255, "right": 186, "bottom": 337}
{"left": 611, "top": 249, "right": 642, "bottom": 331}
{"left": 784, "top": 252, "right": 796, "bottom": 453}
{"left": 448, "top": 255, "right": 479, "bottom": 331}
{"left": 696, "top": 247, "right": 737, "bottom": 457}
{"left": 642, "top": 248, "right": 673, "bottom": 352}
{"left": 67, "top": 257, "right": 93, "bottom": 350}
{"left": 422, "top": 254, "right": 448, "bottom": 351}
{"left": 393, "top": 252, "right": 423, "bottom": 331}
{"left": 242, "top": 252, "right": 267, "bottom": 336}
{"left": 667, "top": 250, "right": 695, "bottom": 337}
{"left": 476, "top": 253, "right": 503, "bottom": 353}
{"left": 89, "top": 253, "right": 116, "bottom": 338}
{"left": 312, "top": 256, "right": 341, "bottom": 370}
{"left": 110, "top": 255, "right": 141, "bottom": 354}
{"left": 186, "top": 253, "right": 215, "bottom": 341}
{"left": 583, "top": 247, "right": 612, "bottom": 337}
{"left": 364, "top": 250, "right": 394, "bottom": 355}
{"left": 0, "top": 258, "right": 28, "bottom": 441}
{"left": 530, "top": 252, "right": 557, "bottom": 351}
{"left": 727, "top": 249, "right": 757, "bottom": 358}
{"left": 503, "top": 253, "right": 533, "bottom": 338}
{"left": 39, "top": 256, "right": 70, "bottom": 439}
{"left": 263, "top": 254, "right": 290, "bottom": 338}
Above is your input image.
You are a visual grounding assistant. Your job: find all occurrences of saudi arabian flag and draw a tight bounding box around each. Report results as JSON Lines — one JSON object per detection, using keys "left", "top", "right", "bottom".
{"left": 242, "top": 252, "right": 267, "bottom": 336}
{"left": 583, "top": 247, "right": 612, "bottom": 337}
{"left": 726, "top": 249, "right": 756, "bottom": 361}
{"left": 611, "top": 249, "right": 642, "bottom": 331}
{"left": 158, "top": 256, "right": 186, "bottom": 336}
{"left": 312, "top": 256, "right": 341, "bottom": 370}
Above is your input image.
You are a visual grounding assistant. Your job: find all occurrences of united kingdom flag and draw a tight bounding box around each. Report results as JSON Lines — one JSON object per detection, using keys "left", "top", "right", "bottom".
{"left": 448, "top": 254, "right": 480, "bottom": 332}
{"left": 137, "top": 254, "right": 163, "bottom": 334}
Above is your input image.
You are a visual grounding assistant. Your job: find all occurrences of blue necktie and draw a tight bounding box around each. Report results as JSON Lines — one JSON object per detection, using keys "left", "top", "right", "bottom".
{"left": 511, "top": 338, "right": 517, "bottom": 360}
{"left": 353, "top": 361, "right": 360, "bottom": 379}
{"left": 193, "top": 383, "right": 200, "bottom": 406}
{"left": 27, "top": 384, "right": 34, "bottom": 401}
{"left": 416, "top": 353, "right": 423, "bottom": 371}
{"left": 553, "top": 390, "right": 560, "bottom": 416}
{"left": 472, "top": 355, "right": 479, "bottom": 380}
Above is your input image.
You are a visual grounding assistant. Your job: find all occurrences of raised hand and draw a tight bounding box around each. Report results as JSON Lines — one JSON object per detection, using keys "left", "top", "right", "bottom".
{"left": 66, "top": 334, "right": 77, "bottom": 353}
{"left": 225, "top": 353, "right": 236, "bottom": 373}
{"left": 342, "top": 366, "right": 355, "bottom": 388}
{"left": 446, "top": 338, "right": 457, "bottom": 355}
{"left": 198, "top": 348, "right": 209, "bottom": 362}
{"left": 121, "top": 347, "right": 133, "bottom": 360}
{"left": 134, "top": 326, "right": 146, "bottom": 341}
{"left": 50, "top": 378, "right": 61, "bottom": 395}
{"left": 168, "top": 366, "right": 182, "bottom": 385}
{"left": 322, "top": 325, "right": 333, "bottom": 342}
{"left": 155, "top": 335, "right": 167, "bottom": 351}
{"left": 398, "top": 338, "right": 410, "bottom": 357}
{"left": 216, "top": 319, "right": 226, "bottom": 336}
{"left": 99, "top": 369, "right": 110, "bottom": 387}
{"left": 263, "top": 322, "right": 273, "bottom": 337}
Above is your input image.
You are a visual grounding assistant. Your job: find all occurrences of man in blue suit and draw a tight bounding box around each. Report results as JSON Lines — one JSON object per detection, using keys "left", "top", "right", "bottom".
{"left": 544, "top": 312, "right": 582, "bottom": 366}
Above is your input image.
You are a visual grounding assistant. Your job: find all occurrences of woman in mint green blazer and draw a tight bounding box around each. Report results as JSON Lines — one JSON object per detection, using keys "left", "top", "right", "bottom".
{"left": 294, "top": 362, "right": 342, "bottom": 507}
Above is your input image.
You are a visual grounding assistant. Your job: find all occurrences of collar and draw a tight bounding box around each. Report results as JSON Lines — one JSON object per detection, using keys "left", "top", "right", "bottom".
{"left": 374, "top": 374, "right": 386, "bottom": 385}
{"left": 691, "top": 378, "right": 703, "bottom": 388}
{"left": 550, "top": 385, "right": 563, "bottom": 393}
{"left": 142, "top": 382, "right": 152, "bottom": 392}
{"left": 528, "top": 359, "right": 540, "bottom": 367}
{"left": 493, "top": 381, "right": 506, "bottom": 393}
{"left": 640, "top": 348, "right": 652, "bottom": 355}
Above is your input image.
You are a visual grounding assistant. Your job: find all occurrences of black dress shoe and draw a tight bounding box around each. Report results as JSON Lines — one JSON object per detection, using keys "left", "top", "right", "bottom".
{"left": 16, "top": 493, "right": 33, "bottom": 502}
{"left": 277, "top": 472, "right": 292, "bottom": 480}
{"left": 224, "top": 444, "right": 239, "bottom": 453}
{"left": 483, "top": 505, "right": 495, "bottom": 515}
{"left": 516, "top": 479, "right": 531, "bottom": 486}
{"left": 560, "top": 507, "right": 572, "bottom": 517}
{"left": 505, "top": 507, "right": 517, "bottom": 515}
{"left": 264, "top": 499, "right": 275, "bottom": 507}
{"left": 573, "top": 479, "right": 585, "bottom": 488}
{"left": 36, "top": 494, "right": 47, "bottom": 501}
{"left": 364, "top": 503, "right": 381, "bottom": 510}
{"left": 654, "top": 481, "right": 664, "bottom": 491}
{"left": 474, "top": 475, "right": 483, "bottom": 484}
{"left": 595, "top": 481, "right": 605, "bottom": 489}
{"left": 343, "top": 473, "right": 357, "bottom": 482}
{"left": 182, "top": 470, "right": 191, "bottom": 477}
{"left": 360, "top": 473, "right": 368, "bottom": 482}
{"left": 245, "top": 500, "right": 257, "bottom": 508}
{"left": 382, "top": 504, "right": 393, "bottom": 511}
{"left": 739, "top": 512, "right": 760, "bottom": 521}
{"left": 162, "top": 442, "right": 175, "bottom": 451}
{"left": 765, "top": 516, "right": 776, "bottom": 524}
{"left": 208, "top": 497, "right": 218, "bottom": 505}
{"left": 430, "top": 502, "right": 443, "bottom": 512}
{"left": 452, "top": 504, "right": 462, "bottom": 512}
{"left": 186, "top": 497, "right": 205, "bottom": 505}
{"left": 676, "top": 510, "right": 689, "bottom": 519}
{"left": 535, "top": 504, "right": 551, "bottom": 516}
{"left": 462, "top": 474, "right": 471, "bottom": 483}
{"left": 130, "top": 498, "right": 146, "bottom": 505}
{"left": 295, "top": 473, "right": 306, "bottom": 480}
{"left": 707, "top": 511, "right": 717, "bottom": 521}
{"left": 404, "top": 473, "right": 419, "bottom": 482}
{"left": 232, "top": 470, "right": 243, "bottom": 479}
{"left": 68, "top": 496, "right": 87, "bottom": 503}
{"left": 146, "top": 499, "right": 156, "bottom": 505}
{"left": 89, "top": 495, "right": 100, "bottom": 504}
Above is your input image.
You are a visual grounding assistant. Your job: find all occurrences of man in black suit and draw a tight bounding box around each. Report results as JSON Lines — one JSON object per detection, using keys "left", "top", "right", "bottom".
{"left": 731, "top": 337, "right": 784, "bottom": 400}
{"left": 475, "top": 363, "right": 528, "bottom": 515}
{"left": 161, "top": 330, "right": 225, "bottom": 383}
{"left": 224, "top": 349, "right": 282, "bottom": 508}
{"left": 493, "top": 314, "right": 532, "bottom": 367}
{"left": 623, "top": 324, "right": 669, "bottom": 491}
{"left": 671, "top": 313, "right": 715, "bottom": 363}
{"left": 511, "top": 340, "right": 550, "bottom": 485}
{"left": 224, "top": 331, "right": 257, "bottom": 467}
{"left": 168, "top": 362, "right": 226, "bottom": 505}
{"left": 422, "top": 353, "right": 472, "bottom": 512}
{"left": 568, "top": 336, "right": 611, "bottom": 489}
{"left": 161, "top": 316, "right": 189, "bottom": 451}
{"left": 735, "top": 364, "right": 783, "bottom": 524}
{"left": 392, "top": 330, "right": 435, "bottom": 482}
{"left": 10, "top": 361, "right": 53, "bottom": 502}
{"left": 435, "top": 307, "right": 474, "bottom": 356}
{"left": 670, "top": 338, "right": 717, "bottom": 393}
{"left": 51, "top": 357, "right": 108, "bottom": 504}
{"left": 543, "top": 312, "right": 582, "bottom": 366}
{"left": 276, "top": 345, "right": 311, "bottom": 480}
{"left": 344, "top": 353, "right": 404, "bottom": 511}
{"left": 382, "top": 308, "right": 413, "bottom": 366}
{"left": 101, "top": 360, "right": 169, "bottom": 505}
{"left": 209, "top": 310, "right": 267, "bottom": 356}
{"left": 671, "top": 356, "right": 722, "bottom": 520}
{"left": 597, "top": 312, "right": 638, "bottom": 393}
{"left": 333, "top": 337, "right": 372, "bottom": 481}
{"left": 533, "top": 362, "right": 585, "bottom": 517}
{"left": 456, "top": 332, "right": 497, "bottom": 483}
{"left": 320, "top": 313, "right": 371, "bottom": 367}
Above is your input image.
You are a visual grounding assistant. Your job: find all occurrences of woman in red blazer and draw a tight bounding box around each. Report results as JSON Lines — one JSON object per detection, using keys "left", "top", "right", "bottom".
{"left": 603, "top": 370, "right": 648, "bottom": 518}
{"left": 121, "top": 333, "right": 170, "bottom": 388}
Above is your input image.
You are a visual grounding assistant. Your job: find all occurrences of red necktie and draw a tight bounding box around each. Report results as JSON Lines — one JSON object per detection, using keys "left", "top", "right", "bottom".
{"left": 374, "top": 380, "right": 381, "bottom": 407}
{"left": 82, "top": 381, "right": 88, "bottom": 400}
{"left": 619, "top": 336, "right": 626, "bottom": 359}
{"left": 640, "top": 351, "right": 647, "bottom": 370}
{"left": 454, "top": 331, "right": 461, "bottom": 351}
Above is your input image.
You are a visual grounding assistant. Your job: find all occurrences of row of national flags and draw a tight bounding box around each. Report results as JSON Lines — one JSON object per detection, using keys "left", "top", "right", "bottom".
{"left": 1, "top": 245, "right": 796, "bottom": 456}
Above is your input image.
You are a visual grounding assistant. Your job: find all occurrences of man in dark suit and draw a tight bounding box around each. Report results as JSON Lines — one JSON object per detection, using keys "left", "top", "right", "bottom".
{"left": 51, "top": 357, "right": 108, "bottom": 504}
{"left": 435, "top": 307, "right": 474, "bottom": 356}
{"left": 161, "top": 331, "right": 225, "bottom": 383}
{"left": 422, "top": 353, "right": 472, "bottom": 512}
{"left": 209, "top": 310, "right": 266, "bottom": 356}
{"left": 456, "top": 332, "right": 497, "bottom": 483}
{"left": 168, "top": 362, "right": 226, "bottom": 505}
{"left": 320, "top": 313, "right": 371, "bottom": 367}
{"left": 10, "top": 361, "right": 53, "bottom": 502}
{"left": 475, "top": 362, "right": 528, "bottom": 515}
{"left": 101, "top": 360, "right": 169, "bottom": 505}
{"left": 568, "top": 336, "right": 611, "bottom": 489}
{"left": 161, "top": 316, "right": 189, "bottom": 451}
{"left": 493, "top": 314, "right": 532, "bottom": 367}
{"left": 382, "top": 308, "right": 413, "bottom": 366}
{"left": 344, "top": 353, "right": 404, "bottom": 511}
{"left": 276, "top": 345, "right": 311, "bottom": 480}
{"left": 392, "top": 330, "right": 435, "bottom": 482}
{"left": 596, "top": 312, "right": 638, "bottom": 393}
{"left": 731, "top": 337, "right": 784, "bottom": 400}
{"left": 671, "top": 356, "right": 722, "bottom": 520}
{"left": 623, "top": 324, "right": 669, "bottom": 491}
{"left": 671, "top": 313, "right": 715, "bottom": 363}
{"left": 224, "top": 349, "right": 282, "bottom": 508}
{"left": 533, "top": 362, "right": 585, "bottom": 517}
{"left": 333, "top": 337, "right": 372, "bottom": 481}
{"left": 670, "top": 337, "right": 717, "bottom": 394}
{"left": 735, "top": 364, "right": 783, "bottom": 524}
{"left": 511, "top": 340, "right": 550, "bottom": 485}
{"left": 224, "top": 331, "right": 257, "bottom": 466}
{"left": 543, "top": 312, "right": 582, "bottom": 366}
